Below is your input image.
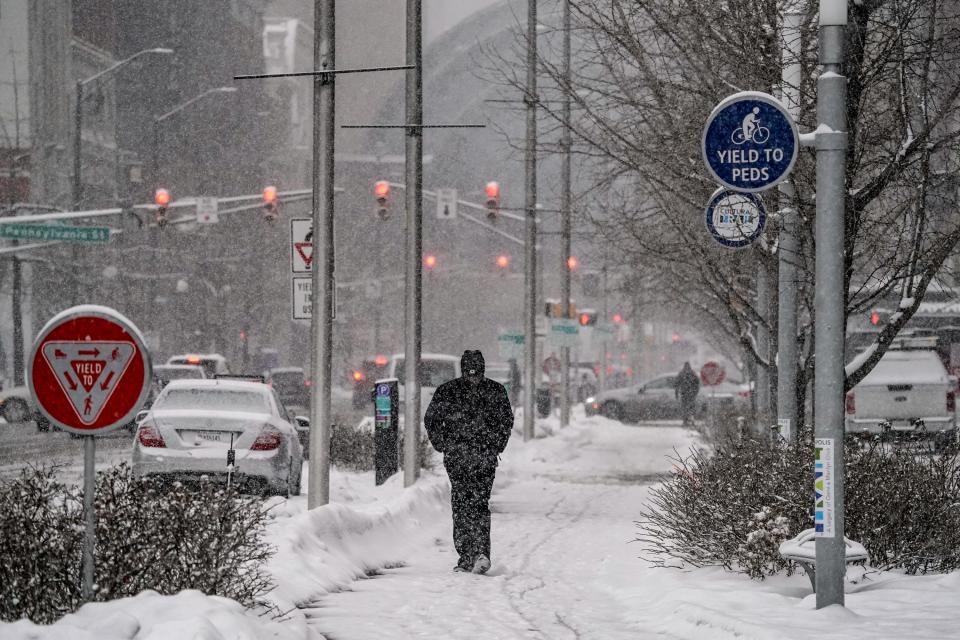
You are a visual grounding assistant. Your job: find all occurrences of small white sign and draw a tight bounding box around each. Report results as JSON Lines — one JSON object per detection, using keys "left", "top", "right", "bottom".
{"left": 814, "top": 438, "right": 835, "bottom": 538}
{"left": 292, "top": 276, "right": 311, "bottom": 321}
{"left": 436, "top": 188, "right": 458, "bottom": 220}
{"left": 290, "top": 218, "right": 313, "bottom": 274}
{"left": 196, "top": 197, "right": 219, "bottom": 224}
{"left": 777, "top": 417, "right": 791, "bottom": 441}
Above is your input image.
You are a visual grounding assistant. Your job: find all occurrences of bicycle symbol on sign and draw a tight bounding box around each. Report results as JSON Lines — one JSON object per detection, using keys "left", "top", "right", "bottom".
{"left": 731, "top": 107, "right": 770, "bottom": 144}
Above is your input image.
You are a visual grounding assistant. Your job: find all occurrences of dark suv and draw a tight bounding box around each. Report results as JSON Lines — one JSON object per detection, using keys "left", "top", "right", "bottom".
{"left": 265, "top": 367, "right": 311, "bottom": 412}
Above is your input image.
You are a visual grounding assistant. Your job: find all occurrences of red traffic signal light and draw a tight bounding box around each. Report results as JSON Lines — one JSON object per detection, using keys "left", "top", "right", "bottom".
{"left": 374, "top": 180, "right": 390, "bottom": 220}
{"left": 485, "top": 181, "right": 500, "bottom": 220}
{"left": 154, "top": 188, "right": 171, "bottom": 228}
{"left": 424, "top": 254, "right": 437, "bottom": 269}
{"left": 578, "top": 311, "right": 597, "bottom": 326}
{"left": 870, "top": 311, "right": 881, "bottom": 326}
{"left": 567, "top": 256, "right": 579, "bottom": 270}
{"left": 262, "top": 185, "right": 279, "bottom": 222}
{"left": 496, "top": 254, "right": 510, "bottom": 269}
{"left": 612, "top": 313, "right": 623, "bottom": 324}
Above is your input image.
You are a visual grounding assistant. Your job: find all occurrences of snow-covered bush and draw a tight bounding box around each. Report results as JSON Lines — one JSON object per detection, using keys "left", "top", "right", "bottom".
{"left": 0, "top": 467, "right": 84, "bottom": 623}
{"left": 93, "top": 464, "right": 274, "bottom": 604}
{"left": 637, "top": 432, "right": 812, "bottom": 578}
{"left": 331, "top": 422, "right": 434, "bottom": 471}
{"left": 638, "top": 431, "right": 960, "bottom": 578}
{"left": 0, "top": 464, "right": 274, "bottom": 623}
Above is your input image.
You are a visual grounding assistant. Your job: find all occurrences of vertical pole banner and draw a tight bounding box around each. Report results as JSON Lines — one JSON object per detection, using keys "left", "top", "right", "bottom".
{"left": 814, "top": 437, "right": 836, "bottom": 537}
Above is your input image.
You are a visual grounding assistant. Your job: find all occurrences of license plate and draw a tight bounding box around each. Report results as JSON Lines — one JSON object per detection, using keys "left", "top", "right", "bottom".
{"left": 181, "top": 430, "right": 233, "bottom": 445}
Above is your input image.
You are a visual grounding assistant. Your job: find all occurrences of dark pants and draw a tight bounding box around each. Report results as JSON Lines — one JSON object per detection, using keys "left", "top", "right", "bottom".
{"left": 679, "top": 394, "right": 697, "bottom": 425}
{"left": 443, "top": 450, "right": 497, "bottom": 567}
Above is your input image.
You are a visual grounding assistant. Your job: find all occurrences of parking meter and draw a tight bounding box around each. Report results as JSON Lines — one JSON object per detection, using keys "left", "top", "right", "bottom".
{"left": 373, "top": 379, "right": 399, "bottom": 485}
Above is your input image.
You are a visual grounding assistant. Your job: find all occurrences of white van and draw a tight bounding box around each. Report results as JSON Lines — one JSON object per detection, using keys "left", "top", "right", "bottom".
{"left": 386, "top": 353, "right": 461, "bottom": 413}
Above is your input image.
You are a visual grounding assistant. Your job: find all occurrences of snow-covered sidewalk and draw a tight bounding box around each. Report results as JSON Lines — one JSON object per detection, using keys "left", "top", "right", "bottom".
{"left": 5, "top": 411, "right": 960, "bottom": 639}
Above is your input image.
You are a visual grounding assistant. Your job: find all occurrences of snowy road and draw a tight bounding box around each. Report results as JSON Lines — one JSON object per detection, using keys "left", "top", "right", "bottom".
{"left": 306, "top": 417, "right": 699, "bottom": 640}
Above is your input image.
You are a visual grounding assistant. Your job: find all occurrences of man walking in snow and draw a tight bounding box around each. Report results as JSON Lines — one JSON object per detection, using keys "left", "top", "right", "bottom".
{"left": 424, "top": 350, "right": 514, "bottom": 574}
{"left": 675, "top": 361, "right": 701, "bottom": 427}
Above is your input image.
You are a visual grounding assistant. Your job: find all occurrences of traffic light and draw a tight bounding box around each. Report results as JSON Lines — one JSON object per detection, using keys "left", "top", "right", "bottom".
{"left": 496, "top": 254, "right": 510, "bottom": 270}
{"left": 424, "top": 254, "right": 437, "bottom": 269}
{"left": 578, "top": 309, "right": 598, "bottom": 326}
{"left": 612, "top": 313, "right": 624, "bottom": 324}
{"left": 545, "top": 298, "right": 578, "bottom": 318}
{"left": 567, "top": 256, "right": 579, "bottom": 270}
{"left": 262, "top": 185, "right": 279, "bottom": 222}
{"left": 374, "top": 180, "right": 390, "bottom": 219}
{"left": 870, "top": 311, "right": 881, "bottom": 326}
{"left": 484, "top": 181, "right": 500, "bottom": 220}
{"left": 154, "top": 188, "right": 171, "bottom": 228}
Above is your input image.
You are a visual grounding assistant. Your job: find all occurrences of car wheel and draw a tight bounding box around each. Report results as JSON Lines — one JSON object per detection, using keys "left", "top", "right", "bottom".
{"left": 1, "top": 398, "right": 30, "bottom": 423}
{"left": 601, "top": 401, "right": 623, "bottom": 422}
{"left": 35, "top": 413, "right": 51, "bottom": 432}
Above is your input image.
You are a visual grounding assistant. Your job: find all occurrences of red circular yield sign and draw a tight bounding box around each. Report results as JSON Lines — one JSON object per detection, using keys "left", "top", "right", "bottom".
{"left": 700, "top": 361, "right": 726, "bottom": 386}
{"left": 28, "top": 306, "right": 152, "bottom": 435}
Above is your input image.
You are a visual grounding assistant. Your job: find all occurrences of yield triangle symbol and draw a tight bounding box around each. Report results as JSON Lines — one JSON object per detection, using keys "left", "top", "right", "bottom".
{"left": 42, "top": 341, "right": 136, "bottom": 425}
{"left": 295, "top": 242, "right": 313, "bottom": 269}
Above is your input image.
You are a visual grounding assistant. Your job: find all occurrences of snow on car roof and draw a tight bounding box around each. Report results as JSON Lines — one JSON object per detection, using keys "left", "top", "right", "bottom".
{"left": 857, "top": 349, "right": 949, "bottom": 386}
{"left": 161, "top": 378, "right": 270, "bottom": 393}
{"left": 154, "top": 364, "right": 203, "bottom": 371}
{"left": 267, "top": 367, "right": 304, "bottom": 374}
{"left": 389, "top": 352, "right": 460, "bottom": 362}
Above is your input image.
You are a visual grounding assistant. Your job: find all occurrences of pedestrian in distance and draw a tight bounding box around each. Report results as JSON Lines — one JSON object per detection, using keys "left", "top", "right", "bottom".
{"left": 424, "top": 350, "right": 514, "bottom": 574}
{"left": 675, "top": 362, "right": 700, "bottom": 427}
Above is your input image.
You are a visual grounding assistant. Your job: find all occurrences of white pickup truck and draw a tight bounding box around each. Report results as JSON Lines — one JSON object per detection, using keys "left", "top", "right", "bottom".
{"left": 845, "top": 347, "right": 957, "bottom": 450}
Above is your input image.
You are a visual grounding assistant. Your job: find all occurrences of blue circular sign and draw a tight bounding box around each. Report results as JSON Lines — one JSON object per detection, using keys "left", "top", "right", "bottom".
{"left": 704, "top": 188, "right": 766, "bottom": 249}
{"left": 376, "top": 383, "right": 390, "bottom": 396}
{"left": 702, "top": 92, "right": 798, "bottom": 193}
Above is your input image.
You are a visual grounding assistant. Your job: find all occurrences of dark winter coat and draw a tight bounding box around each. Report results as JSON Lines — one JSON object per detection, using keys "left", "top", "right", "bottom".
{"left": 424, "top": 377, "right": 514, "bottom": 457}
{"left": 675, "top": 366, "right": 700, "bottom": 402}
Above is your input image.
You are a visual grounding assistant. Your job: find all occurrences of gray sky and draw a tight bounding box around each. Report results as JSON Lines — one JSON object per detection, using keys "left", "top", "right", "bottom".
{"left": 424, "top": 0, "right": 502, "bottom": 42}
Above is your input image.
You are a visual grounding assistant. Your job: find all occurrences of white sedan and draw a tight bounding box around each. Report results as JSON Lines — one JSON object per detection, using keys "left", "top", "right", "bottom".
{"left": 132, "top": 379, "right": 305, "bottom": 497}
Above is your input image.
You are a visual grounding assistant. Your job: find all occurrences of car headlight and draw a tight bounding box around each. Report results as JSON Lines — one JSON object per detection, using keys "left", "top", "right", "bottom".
{"left": 585, "top": 396, "right": 596, "bottom": 405}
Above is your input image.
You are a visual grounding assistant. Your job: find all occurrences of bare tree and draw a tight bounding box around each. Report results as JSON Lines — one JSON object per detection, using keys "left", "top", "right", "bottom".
{"left": 490, "top": 0, "right": 960, "bottom": 421}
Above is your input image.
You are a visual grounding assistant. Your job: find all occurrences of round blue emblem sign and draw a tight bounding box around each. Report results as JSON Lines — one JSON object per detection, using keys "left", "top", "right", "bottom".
{"left": 702, "top": 91, "right": 798, "bottom": 192}
{"left": 704, "top": 188, "right": 766, "bottom": 249}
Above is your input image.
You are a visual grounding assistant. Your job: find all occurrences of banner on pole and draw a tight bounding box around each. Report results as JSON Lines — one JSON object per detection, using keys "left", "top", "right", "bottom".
{"left": 814, "top": 438, "right": 836, "bottom": 537}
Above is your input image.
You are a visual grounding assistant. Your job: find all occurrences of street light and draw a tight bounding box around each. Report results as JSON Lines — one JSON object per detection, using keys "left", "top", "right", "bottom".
{"left": 73, "top": 47, "right": 173, "bottom": 211}
{"left": 151, "top": 86, "right": 238, "bottom": 186}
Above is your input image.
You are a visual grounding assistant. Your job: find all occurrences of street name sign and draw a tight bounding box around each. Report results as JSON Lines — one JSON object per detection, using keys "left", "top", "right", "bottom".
{"left": 28, "top": 306, "right": 151, "bottom": 435}
{"left": 497, "top": 330, "right": 525, "bottom": 359}
{"left": 196, "top": 196, "right": 219, "bottom": 224}
{"left": 0, "top": 223, "right": 110, "bottom": 243}
{"left": 704, "top": 188, "right": 767, "bottom": 248}
{"left": 547, "top": 318, "right": 579, "bottom": 349}
{"left": 702, "top": 91, "right": 798, "bottom": 192}
{"left": 290, "top": 218, "right": 313, "bottom": 273}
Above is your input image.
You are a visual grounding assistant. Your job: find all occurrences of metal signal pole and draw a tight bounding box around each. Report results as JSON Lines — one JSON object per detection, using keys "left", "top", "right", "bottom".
{"left": 814, "top": 0, "right": 848, "bottom": 608}
{"left": 403, "top": 0, "right": 424, "bottom": 486}
{"left": 523, "top": 0, "right": 539, "bottom": 441}
{"left": 559, "top": 0, "right": 572, "bottom": 428}
{"left": 308, "top": 0, "right": 336, "bottom": 509}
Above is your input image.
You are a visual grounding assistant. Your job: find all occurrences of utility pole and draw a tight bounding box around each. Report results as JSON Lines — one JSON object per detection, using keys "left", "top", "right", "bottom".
{"left": 756, "top": 259, "right": 773, "bottom": 432}
{"left": 522, "top": 0, "right": 539, "bottom": 441}
{"left": 559, "top": 0, "right": 572, "bottom": 428}
{"left": 403, "top": 0, "right": 424, "bottom": 486}
{"left": 599, "top": 264, "right": 608, "bottom": 393}
{"left": 777, "top": 6, "right": 803, "bottom": 440}
{"left": 308, "top": 0, "right": 336, "bottom": 509}
{"left": 814, "top": 0, "right": 848, "bottom": 608}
